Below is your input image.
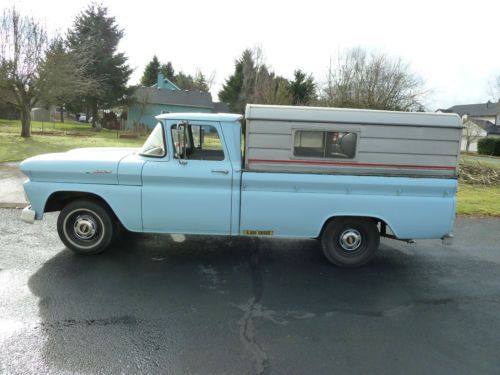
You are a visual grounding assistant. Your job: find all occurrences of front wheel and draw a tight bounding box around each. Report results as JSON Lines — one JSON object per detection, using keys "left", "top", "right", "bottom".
{"left": 321, "top": 218, "right": 380, "bottom": 267}
{"left": 57, "top": 199, "right": 114, "bottom": 254}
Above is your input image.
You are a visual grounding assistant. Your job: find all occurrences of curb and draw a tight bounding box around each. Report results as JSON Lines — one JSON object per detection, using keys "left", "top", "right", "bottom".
{"left": 0, "top": 203, "right": 29, "bottom": 209}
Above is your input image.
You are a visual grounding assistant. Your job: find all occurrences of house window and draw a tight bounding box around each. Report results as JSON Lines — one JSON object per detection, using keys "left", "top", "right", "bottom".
{"left": 171, "top": 124, "right": 224, "bottom": 161}
{"left": 293, "top": 130, "right": 357, "bottom": 159}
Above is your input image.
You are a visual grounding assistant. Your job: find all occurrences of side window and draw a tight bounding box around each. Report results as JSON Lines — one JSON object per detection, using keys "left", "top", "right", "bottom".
{"left": 293, "top": 130, "right": 357, "bottom": 159}
{"left": 171, "top": 124, "right": 225, "bottom": 161}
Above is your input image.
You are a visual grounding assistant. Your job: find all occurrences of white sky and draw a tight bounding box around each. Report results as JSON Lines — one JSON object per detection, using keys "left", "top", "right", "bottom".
{"left": 7, "top": 0, "right": 500, "bottom": 109}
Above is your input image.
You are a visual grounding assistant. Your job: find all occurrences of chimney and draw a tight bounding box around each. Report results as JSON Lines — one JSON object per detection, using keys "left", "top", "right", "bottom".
{"left": 157, "top": 73, "right": 164, "bottom": 90}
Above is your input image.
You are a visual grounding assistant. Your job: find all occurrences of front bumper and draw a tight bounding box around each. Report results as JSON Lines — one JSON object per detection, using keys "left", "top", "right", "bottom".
{"left": 21, "top": 205, "right": 36, "bottom": 224}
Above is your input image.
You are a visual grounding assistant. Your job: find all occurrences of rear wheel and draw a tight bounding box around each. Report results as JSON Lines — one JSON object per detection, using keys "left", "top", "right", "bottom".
{"left": 57, "top": 199, "right": 114, "bottom": 254}
{"left": 321, "top": 218, "right": 380, "bottom": 267}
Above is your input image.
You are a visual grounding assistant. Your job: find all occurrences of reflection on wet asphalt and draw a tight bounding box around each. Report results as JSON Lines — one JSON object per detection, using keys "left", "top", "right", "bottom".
{"left": 1, "top": 209, "right": 500, "bottom": 374}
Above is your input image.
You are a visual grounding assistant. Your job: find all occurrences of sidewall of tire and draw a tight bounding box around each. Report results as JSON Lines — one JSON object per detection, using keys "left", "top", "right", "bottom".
{"left": 321, "top": 218, "right": 380, "bottom": 267}
{"left": 57, "top": 200, "right": 114, "bottom": 255}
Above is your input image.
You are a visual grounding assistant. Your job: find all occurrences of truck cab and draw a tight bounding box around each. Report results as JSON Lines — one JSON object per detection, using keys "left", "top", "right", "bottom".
{"left": 140, "top": 114, "right": 243, "bottom": 235}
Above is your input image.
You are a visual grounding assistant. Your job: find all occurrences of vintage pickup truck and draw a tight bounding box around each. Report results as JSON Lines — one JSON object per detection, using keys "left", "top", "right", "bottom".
{"left": 20, "top": 104, "right": 462, "bottom": 267}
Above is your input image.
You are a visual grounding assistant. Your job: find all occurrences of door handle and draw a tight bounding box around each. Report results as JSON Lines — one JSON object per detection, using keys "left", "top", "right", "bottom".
{"left": 211, "top": 169, "right": 229, "bottom": 175}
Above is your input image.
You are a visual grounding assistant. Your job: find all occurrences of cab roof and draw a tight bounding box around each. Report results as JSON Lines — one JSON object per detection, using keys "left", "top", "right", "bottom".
{"left": 156, "top": 113, "right": 242, "bottom": 122}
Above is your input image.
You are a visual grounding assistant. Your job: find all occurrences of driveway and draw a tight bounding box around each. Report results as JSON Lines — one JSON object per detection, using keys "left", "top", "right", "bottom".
{"left": 1, "top": 209, "right": 500, "bottom": 374}
{"left": 0, "top": 162, "right": 28, "bottom": 207}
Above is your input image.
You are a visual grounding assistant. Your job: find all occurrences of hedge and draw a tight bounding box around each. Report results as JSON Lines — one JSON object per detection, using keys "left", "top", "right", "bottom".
{"left": 478, "top": 137, "right": 500, "bottom": 156}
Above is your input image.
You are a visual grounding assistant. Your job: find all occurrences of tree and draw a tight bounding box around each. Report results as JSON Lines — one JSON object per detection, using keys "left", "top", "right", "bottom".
{"left": 38, "top": 38, "right": 98, "bottom": 122}
{"left": 321, "top": 48, "right": 426, "bottom": 111}
{"left": 219, "top": 55, "right": 244, "bottom": 112}
{"left": 67, "top": 4, "right": 132, "bottom": 129}
{"left": 172, "top": 70, "right": 210, "bottom": 92}
{"left": 462, "top": 117, "right": 485, "bottom": 152}
{"left": 289, "top": 69, "right": 316, "bottom": 105}
{"left": 0, "top": 8, "right": 48, "bottom": 137}
{"left": 219, "top": 48, "right": 293, "bottom": 113}
{"left": 493, "top": 75, "right": 500, "bottom": 102}
{"left": 255, "top": 74, "right": 293, "bottom": 105}
{"left": 160, "top": 62, "right": 175, "bottom": 82}
{"left": 140, "top": 55, "right": 160, "bottom": 86}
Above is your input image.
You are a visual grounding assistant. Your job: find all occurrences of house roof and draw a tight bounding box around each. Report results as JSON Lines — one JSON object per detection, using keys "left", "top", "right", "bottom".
{"left": 151, "top": 77, "right": 180, "bottom": 91}
{"left": 213, "top": 102, "right": 230, "bottom": 113}
{"left": 440, "top": 102, "right": 500, "bottom": 117}
{"left": 133, "top": 87, "right": 215, "bottom": 109}
{"left": 470, "top": 119, "right": 500, "bottom": 135}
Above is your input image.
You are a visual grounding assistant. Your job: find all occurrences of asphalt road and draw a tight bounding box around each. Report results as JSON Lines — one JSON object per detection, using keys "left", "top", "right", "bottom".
{"left": 1, "top": 209, "right": 500, "bottom": 375}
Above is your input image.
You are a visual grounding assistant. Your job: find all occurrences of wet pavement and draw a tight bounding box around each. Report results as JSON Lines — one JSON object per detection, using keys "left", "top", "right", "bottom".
{"left": 1, "top": 209, "right": 500, "bottom": 374}
{"left": 0, "top": 162, "right": 28, "bottom": 207}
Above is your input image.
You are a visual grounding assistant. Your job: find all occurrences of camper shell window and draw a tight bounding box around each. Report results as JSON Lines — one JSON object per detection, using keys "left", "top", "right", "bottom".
{"left": 293, "top": 130, "right": 358, "bottom": 159}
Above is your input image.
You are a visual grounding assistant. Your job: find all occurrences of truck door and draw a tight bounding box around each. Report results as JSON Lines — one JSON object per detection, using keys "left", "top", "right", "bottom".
{"left": 141, "top": 121, "right": 233, "bottom": 234}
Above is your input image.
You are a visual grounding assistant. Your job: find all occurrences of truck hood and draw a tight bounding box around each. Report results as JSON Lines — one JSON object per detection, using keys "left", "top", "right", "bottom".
{"left": 20, "top": 147, "right": 140, "bottom": 184}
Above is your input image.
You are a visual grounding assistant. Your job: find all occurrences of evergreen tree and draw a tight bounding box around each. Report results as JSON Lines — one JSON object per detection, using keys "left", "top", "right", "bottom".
{"left": 218, "top": 53, "right": 245, "bottom": 113}
{"left": 141, "top": 55, "right": 160, "bottom": 86}
{"left": 289, "top": 69, "right": 316, "bottom": 105}
{"left": 160, "top": 62, "right": 175, "bottom": 82}
{"left": 67, "top": 4, "right": 132, "bottom": 128}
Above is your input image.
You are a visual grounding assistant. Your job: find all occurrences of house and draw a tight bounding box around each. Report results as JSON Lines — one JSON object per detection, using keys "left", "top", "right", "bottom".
{"left": 437, "top": 101, "right": 500, "bottom": 151}
{"left": 30, "top": 107, "right": 50, "bottom": 122}
{"left": 127, "top": 73, "right": 229, "bottom": 129}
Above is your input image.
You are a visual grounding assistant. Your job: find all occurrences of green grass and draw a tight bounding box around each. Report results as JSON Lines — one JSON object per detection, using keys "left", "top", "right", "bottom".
{"left": 0, "top": 119, "right": 146, "bottom": 162}
{"left": 461, "top": 156, "right": 500, "bottom": 169}
{"left": 457, "top": 184, "right": 500, "bottom": 216}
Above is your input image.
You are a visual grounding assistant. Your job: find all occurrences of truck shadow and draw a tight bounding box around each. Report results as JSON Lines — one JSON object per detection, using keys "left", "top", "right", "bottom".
{"left": 27, "top": 234, "right": 418, "bottom": 374}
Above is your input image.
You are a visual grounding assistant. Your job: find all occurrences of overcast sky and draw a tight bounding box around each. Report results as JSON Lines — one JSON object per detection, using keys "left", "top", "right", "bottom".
{"left": 7, "top": 0, "right": 500, "bottom": 109}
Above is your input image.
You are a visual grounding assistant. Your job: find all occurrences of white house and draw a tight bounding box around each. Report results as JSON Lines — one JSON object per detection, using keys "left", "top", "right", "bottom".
{"left": 436, "top": 102, "right": 500, "bottom": 152}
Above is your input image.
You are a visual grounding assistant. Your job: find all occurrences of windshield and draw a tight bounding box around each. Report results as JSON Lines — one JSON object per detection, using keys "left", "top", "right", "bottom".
{"left": 140, "top": 123, "right": 166, "bottom": 157}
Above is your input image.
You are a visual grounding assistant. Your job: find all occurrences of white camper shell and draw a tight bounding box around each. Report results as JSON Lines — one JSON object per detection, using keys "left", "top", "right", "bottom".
{"left": 244, "top": 104, "right": 462, "bottom": 178}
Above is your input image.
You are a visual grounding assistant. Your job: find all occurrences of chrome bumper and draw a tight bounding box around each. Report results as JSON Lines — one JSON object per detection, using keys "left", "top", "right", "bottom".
{"left": 21, "top": 205, "right": 36, "bottom": 224}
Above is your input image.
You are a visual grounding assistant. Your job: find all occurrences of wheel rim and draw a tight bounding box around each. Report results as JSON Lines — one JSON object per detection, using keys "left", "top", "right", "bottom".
{"left": 73, "top": 214, "right": 98, "bottom": 240}
{"left": 339, "top": 229, "right": 362, "bottom": 251}
{"left": 63, "top": 208, "right": 105, "bottom": 250}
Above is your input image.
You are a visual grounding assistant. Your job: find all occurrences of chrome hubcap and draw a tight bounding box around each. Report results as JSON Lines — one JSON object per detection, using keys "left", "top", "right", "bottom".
{"left": 339, "top": 229, "right": 362, "bottom": 251}
{"left": 73, "top": 215, "right": 97, "bottom": 240}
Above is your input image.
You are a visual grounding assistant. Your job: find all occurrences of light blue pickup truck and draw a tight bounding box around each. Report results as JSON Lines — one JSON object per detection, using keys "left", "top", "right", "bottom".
{"left": 20, "top": 104, "right": 462, "bottom": 267}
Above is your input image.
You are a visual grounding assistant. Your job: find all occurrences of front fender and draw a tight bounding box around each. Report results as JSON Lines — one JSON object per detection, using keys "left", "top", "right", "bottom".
{"left": 23, "top": 181, "right": 143, "bottom": 232}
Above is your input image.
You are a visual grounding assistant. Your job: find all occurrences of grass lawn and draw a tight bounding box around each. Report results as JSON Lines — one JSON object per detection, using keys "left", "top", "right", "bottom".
{"left": 457, "top": 184, "right": 500, "bottom": 217}
{"left": 0, "top": 119, "right": 146, "bottom": 162}
{"left": 461, "top": 156, "right": 500, "bottom": 169}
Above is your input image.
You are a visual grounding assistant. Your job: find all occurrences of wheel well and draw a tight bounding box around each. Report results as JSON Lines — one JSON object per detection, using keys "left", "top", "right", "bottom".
{"left": 318, "top": 215, "right": 391, "bottom": 238}
{"left": 45, "top": 191, "right": 115, "bottom": 218}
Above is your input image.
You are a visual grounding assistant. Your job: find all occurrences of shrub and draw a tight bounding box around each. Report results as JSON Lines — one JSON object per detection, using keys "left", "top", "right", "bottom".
{"left": 459, "top": 160, "right": 500, "bottom": 185}
{"left": 477, "top": 137, "right": 500, "bottom": 156}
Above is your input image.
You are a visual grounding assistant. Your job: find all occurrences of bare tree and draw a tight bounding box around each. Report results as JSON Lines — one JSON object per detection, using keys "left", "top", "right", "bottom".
{"left": 462, "top": 117, "right": 485, "bottom": 152}
{"left": 321, "top": 48, "right": 427, "bottom": 111}
{"left": 0, "top": 8, "right": 48, "bottom": 137}
{"left": 0, "top": 8, "right": 96, "bottom": 136}
{"left": 254, "top": 69, "right": 293, "bottom": 105}
{"left": 493, "top": 75, "right": 500, "bottom": 102}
